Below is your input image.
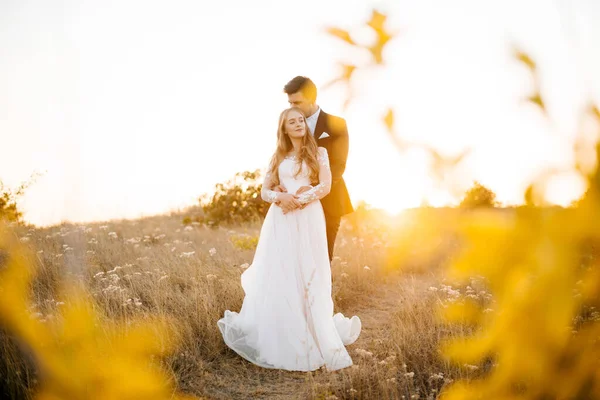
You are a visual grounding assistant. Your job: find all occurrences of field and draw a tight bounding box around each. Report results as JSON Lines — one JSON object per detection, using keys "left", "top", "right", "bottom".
{"left": 0, "top": 207, "right": 494, "bottom": 400}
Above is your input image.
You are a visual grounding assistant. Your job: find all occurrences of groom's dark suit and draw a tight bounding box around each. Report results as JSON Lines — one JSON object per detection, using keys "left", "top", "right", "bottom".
{"left": 313, "top": 110, "right": 354, "bottom": 261}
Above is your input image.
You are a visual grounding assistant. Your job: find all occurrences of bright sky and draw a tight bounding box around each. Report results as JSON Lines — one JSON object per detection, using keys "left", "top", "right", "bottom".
{"left": 1, "top": 0, "right": 599, "bottom": 227}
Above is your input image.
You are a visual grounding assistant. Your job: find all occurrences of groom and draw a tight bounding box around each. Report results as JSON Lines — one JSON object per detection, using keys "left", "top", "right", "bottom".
{"left": 276, "top": 76, "right": 354, "bottom": 261}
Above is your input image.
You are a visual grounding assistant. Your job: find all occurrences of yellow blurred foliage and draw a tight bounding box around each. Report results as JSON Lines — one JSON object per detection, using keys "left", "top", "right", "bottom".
{"left": 329, "top": 7, "right": 600, "bottom": 399}
{"left": 0, "top": 229, "right": 198, "bottom": 400}
{"left": 440, "top": 189, "right": 600, "bottom": 399}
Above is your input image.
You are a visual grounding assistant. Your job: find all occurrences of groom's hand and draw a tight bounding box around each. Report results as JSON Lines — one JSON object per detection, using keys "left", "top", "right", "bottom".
{"left": 273, "top": 185, "right": 287, "bottom": 205}
{"left": 276, "top": 193, "right": 301, "bottom": 214}
{"left": 295, "top": 186, "right": 312, "bottom": 195}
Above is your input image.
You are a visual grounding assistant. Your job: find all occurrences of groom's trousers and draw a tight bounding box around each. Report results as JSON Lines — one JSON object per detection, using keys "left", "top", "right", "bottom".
{"left": 324, "top": 213, "right": 341, "bottom": 262}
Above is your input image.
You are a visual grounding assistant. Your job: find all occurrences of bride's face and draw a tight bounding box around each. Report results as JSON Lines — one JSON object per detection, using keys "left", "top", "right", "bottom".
{"left": 285, "top": 110, "right": 307, "bottom": 139}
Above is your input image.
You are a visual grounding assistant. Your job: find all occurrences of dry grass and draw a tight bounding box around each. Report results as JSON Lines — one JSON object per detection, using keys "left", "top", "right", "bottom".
{"left": 1, "top": 210, "right": 480, "bottom": 399}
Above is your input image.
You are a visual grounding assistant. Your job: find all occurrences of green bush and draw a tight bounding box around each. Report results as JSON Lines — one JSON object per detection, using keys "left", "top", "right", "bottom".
{"left": 199, "top": 170, "right": 270, "bottom": 226}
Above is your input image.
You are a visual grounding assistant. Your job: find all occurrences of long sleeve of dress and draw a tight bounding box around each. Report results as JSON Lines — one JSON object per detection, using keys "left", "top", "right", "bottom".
{"left": 261, "top": 167, "right": 279, "bottom": 203}
{"left": 297, "top": 148, "right": 332, "bottom": 205}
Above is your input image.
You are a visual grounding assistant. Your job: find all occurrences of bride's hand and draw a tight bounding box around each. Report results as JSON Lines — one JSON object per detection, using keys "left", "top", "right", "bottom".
{"left": 276, "top": 193, "right": 301, "bottom": 214}
{"left": 295, "top": 186, "right": 313, "bottom": 210}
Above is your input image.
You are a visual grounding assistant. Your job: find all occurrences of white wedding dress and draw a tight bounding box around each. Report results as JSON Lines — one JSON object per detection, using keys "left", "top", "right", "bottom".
{"left": 217, "top": 147, "right": 361, "bottom": 371}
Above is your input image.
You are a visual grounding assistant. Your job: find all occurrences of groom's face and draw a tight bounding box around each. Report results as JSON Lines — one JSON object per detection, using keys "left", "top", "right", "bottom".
{"left": 287, "top": 92, "right": 313, "bottom": 117}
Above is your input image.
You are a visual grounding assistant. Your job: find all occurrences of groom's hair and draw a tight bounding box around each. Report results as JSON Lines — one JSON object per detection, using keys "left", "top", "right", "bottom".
{"left": 283, "top": 76, "right": 317, "bottom": 102}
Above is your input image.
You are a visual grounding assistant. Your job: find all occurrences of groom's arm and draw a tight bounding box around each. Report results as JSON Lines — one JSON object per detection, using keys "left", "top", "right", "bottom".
{"left": 329, "top": 117, "right": 349, "bottom": 187}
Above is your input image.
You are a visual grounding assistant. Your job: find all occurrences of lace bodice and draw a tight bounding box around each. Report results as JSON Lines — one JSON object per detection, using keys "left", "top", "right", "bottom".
{"left": 261, "top": 148, "right": 331, "bottom": 205}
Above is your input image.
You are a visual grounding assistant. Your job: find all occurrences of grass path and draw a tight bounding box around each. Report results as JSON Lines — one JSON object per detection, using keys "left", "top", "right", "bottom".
{"left": 198, "top": 273, "right": 433, "bottom": 400}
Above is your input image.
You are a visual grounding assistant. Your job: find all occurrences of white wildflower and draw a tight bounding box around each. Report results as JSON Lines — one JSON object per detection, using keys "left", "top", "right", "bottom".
{"left": 429, "top": 373, "right": 444, "bottom": 380}
{"left": 354, "top": 348, "right": 373, "bottom": 358}
{"left": 363, "top": 266, "right": 371, "bottom": 271}
{"left": 209, "top": 248, "right": 217, "bottom": 256}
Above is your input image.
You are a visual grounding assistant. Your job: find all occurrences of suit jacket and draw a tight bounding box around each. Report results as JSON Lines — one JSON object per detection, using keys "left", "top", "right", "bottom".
{"left": 313, "top": 110, "right": 354, "bottom": 217}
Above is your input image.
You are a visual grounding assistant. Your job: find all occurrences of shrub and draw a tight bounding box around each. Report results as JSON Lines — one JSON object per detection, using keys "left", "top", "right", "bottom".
{"left": 199, "top": 170, "right": 270, "bottom": 226}
{"left": 459, "top": 181, "right": 497, "bottom": 209}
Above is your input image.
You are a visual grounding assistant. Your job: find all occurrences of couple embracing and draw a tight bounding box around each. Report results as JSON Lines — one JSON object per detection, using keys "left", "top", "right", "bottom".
{"left": 218, "top": 76, "right": 361, "bottom": 372}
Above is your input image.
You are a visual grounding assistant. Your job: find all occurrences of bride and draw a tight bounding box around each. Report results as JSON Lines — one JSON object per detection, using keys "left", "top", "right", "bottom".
{"left": 217, "top": 107, "right": 361, "bottom": 372}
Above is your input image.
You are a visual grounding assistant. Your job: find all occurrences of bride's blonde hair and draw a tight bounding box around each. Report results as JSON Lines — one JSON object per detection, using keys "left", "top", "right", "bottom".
{"left": 267, "top": 107, "right": 320, "bottom": 187}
